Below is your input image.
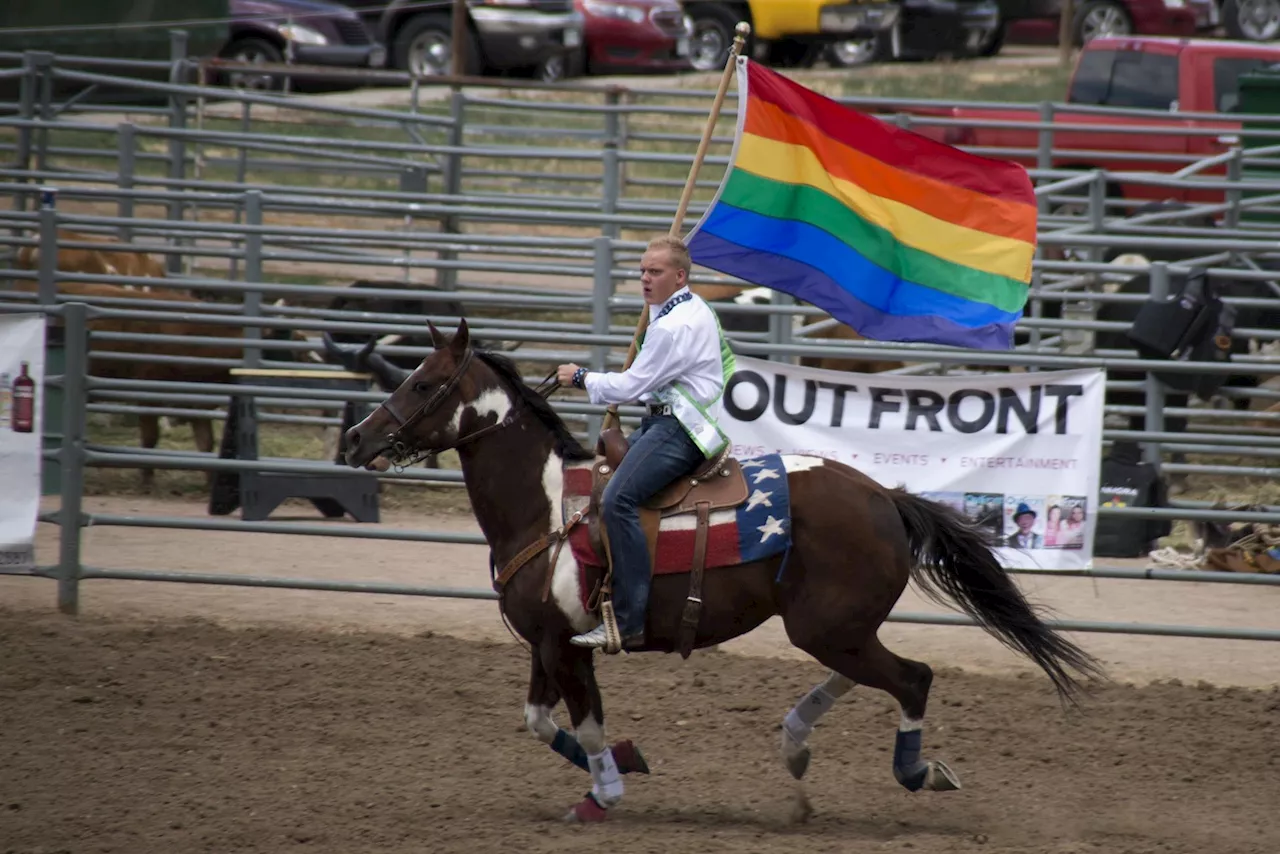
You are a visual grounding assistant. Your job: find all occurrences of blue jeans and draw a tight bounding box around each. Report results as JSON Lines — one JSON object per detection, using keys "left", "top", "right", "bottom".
{"left": 601, "top": 414, "right": 706, "bottom": 638}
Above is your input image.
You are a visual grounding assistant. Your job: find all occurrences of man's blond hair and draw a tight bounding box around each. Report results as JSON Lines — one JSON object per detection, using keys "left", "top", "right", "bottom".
{"left": 647, "top": 235, "right": 691, "bottom": 275}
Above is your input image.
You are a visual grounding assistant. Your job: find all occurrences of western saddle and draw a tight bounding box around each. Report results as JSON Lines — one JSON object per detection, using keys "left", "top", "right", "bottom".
{"left": 589, "top": 426, "right": 749, "bottom": 658}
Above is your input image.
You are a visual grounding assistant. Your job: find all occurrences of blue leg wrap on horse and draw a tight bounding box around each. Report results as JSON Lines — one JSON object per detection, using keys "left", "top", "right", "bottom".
{"left": 893, "top": 729, "right": 929, "bottom": 792}
{"left": 551, "top": 729, "right": 590, "bottom": 772}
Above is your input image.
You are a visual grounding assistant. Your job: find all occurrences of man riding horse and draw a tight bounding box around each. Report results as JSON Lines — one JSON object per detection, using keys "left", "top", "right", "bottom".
{"left": 556, "top": 235, "right": 736, "bottom": 653}
{"left": 339, "top": 236, "right": 1104, "bottom": 820}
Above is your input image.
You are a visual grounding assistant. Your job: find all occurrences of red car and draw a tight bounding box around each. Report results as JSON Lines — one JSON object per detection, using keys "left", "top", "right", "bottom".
{"left": 1006, "top": 0, "right": 1216, "bottom": 45}
{"left": 896, "top": 36, "right": 1280, "bottom": 206}
{"left": 573, "top": 0, "right": 693, "bottom": 75}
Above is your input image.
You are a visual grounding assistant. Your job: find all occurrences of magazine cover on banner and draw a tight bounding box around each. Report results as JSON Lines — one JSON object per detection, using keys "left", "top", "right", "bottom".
{"left": 0, "top": 314, "right": 46, "bottom": 574}
{"left": 719, "top": 356, "right": 1106, "bottom": 570}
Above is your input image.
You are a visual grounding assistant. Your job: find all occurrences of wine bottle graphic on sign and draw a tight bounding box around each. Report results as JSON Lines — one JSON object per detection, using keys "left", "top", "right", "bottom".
{"left": 12, "top": 362, "right": 35, "bottom": 433}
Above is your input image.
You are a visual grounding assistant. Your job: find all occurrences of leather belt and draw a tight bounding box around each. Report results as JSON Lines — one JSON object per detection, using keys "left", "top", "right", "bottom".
{"left": 646, "top": 403, "right": 672, "bottom": 416}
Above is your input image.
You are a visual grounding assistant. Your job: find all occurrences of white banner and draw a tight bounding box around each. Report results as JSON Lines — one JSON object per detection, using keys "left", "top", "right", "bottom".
{"left": 720, "top": 356, "right": 1107, "bottom": 570}
{"left": 0, "top": 314, "right": 46, "bottom": 575}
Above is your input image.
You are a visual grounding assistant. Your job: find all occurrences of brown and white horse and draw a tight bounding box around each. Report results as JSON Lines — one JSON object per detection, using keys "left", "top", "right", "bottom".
{"left": 341, "top": 318, "right": 1105, "bottom": 822}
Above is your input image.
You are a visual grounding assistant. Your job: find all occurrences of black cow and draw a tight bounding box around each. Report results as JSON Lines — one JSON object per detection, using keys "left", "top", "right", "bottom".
{"left": 322, "top": 332, "right": 410, "bottom": 391}
{"left": 322, "top": 279, "right": 472, "bottom": 373}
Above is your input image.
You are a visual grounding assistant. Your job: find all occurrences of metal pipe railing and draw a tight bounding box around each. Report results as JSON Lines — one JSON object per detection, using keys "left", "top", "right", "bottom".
{"left": 10, "top": 48, "right": 1280, "bottom": 647}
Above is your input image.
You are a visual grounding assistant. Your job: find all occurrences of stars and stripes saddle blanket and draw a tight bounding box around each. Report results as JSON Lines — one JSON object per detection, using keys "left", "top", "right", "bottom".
{"left": 562, "top": 453, "right": 794, "bottom": 595}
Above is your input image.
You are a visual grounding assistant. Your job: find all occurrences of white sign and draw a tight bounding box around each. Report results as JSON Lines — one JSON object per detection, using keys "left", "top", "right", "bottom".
{"left": 719, "top": 357, "right": 1106, "bottom": 570}
{"left": 0, "top": 314, "right": 46, "bottom": 574}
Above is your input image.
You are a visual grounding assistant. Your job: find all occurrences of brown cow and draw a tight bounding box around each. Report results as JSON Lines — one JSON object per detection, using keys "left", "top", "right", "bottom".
{"left": 8, "top": 279, "right": 313, "bottom": 489}
{"left": 16, "top": 229, "right": 169, "bottom": 288}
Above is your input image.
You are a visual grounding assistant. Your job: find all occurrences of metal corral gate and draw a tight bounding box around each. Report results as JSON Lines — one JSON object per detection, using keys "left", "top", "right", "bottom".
{"left": 25, "top": 300, "right": 1280, "bottom": 645}
{"left": 3, "top": 46, "right": 1280, "bottom": 645}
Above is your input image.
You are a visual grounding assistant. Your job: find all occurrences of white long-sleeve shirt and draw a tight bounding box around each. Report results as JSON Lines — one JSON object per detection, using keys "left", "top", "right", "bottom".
{"left": 583, "top": 287, "right": 727, "bottom": 409}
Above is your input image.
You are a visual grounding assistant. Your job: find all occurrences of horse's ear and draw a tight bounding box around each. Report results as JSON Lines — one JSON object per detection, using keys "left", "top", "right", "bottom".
{"left": 450, "top": 317, "right": 470, "bottom": 357}
{"left": 427, "top": 320, "right": 448, "bottom": 351}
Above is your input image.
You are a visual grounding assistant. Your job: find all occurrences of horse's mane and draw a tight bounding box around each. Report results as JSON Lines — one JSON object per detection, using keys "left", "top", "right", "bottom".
{"left": 474, "top": 349, "right": 594, "bottom": 461}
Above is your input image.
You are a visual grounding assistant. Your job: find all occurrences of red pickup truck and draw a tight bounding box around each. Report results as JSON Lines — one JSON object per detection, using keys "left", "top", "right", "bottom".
{"left": 897, "top": 36, "right": 1280, "bottom": 206}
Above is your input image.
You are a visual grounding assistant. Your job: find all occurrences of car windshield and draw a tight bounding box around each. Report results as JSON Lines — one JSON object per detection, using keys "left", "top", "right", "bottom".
{"left": 1068, "top": 49, "right": 1180, "bottom": 111}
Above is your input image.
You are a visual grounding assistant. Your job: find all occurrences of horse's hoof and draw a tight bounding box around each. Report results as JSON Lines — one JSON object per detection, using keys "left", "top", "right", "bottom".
{"left": 785, "top": 744, "right": 811, "bottom": 781}
{"left": 612, "top": 738, "right": 650, "bottom": 775}
{"left": 923, "top": 760, "right": 962, "bottom": 792}
{"left": 564, "top": 793, "right": 609, "bottom": 823}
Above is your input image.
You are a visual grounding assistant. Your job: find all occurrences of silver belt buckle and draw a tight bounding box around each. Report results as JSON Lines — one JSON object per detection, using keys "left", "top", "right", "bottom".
{"left": 648, "top": 403, "right": 671, "bottom": 416}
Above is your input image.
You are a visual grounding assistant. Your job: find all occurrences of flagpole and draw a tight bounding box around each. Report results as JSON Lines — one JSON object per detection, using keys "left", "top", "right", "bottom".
{"left": 598, "top": 21, "right": 750, "bottom": 436}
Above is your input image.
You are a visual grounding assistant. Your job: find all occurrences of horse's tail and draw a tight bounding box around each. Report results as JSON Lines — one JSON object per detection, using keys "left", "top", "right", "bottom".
{"left": 887, "top": 487, "right": 1106, "bottom": 706}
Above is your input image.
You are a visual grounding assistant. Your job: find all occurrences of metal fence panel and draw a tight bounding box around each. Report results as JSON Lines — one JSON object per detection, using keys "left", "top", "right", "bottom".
{"left": 4, "top": 51, "right": 1280, "bottom": 646}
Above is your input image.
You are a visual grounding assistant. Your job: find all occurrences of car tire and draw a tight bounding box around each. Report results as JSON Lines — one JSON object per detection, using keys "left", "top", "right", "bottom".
{"left": 219, "top": 37, "right": 285, "bottom": 91}
{"left": 534, "top": 52, "right": 568, "bottom": 83}
{"left": 765, "top": 39, "right": 819, "bottom": 68}
{"left": 1073, "top": 0, "right": 1133, "bottom": 45}
{"left": 1223, "top": 0, "right": 1280, "bottom": 40}
{"left": 567, "top": 45, "right": 588, "bottom": 78}
{"left": 975, "top": 21, "right": 1006, "bottom": 57}
{"left": 826, "top": 35, "right": 888, "bottom": 68}
{"left": 393, "top": 13, "right": 481, "bottom": 77}
{"left": 685, "top": 3, "right": 746, "bottom": 72}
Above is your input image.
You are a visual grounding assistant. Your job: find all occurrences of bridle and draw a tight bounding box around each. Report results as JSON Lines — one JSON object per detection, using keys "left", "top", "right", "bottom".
{"left": 373, "top": 347, "right": 554, "bottom": 469}
{"left": 372, "top": 345, "right": 563, "bottom": 654}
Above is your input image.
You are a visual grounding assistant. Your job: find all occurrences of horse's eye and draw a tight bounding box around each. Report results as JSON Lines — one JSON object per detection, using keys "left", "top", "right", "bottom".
{"left": 414, "top": 381, "right": 433, "bottom": 393}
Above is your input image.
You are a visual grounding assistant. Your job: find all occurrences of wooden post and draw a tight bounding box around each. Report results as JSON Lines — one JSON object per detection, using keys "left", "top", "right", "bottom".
{"left": 451, "top": 0, "right": 468, "bottom": 77}
{"left": 598, "top": 21, "right": 751, "bottom": 435}
{"left": 1058, "top": 0, "right": 1075, "bottom": 70}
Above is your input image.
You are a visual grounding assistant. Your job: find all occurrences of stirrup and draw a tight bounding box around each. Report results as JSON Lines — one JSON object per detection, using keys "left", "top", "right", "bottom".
{"left": 571, "top": 601, "right": 622, "bottom": 653}
{"left": 599, "top": 599, "right": 622, "bottom": 653}
{"left": 570, "top": 602, "right": 641, "bottom": 654}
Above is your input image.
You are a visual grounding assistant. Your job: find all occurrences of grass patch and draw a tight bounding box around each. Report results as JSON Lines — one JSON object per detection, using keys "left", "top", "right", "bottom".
{"left": 84, "top": 413, "right": 475, "bottom": 516}
{"left": 839, "top": 60, "right": 1071, "bottom": 103}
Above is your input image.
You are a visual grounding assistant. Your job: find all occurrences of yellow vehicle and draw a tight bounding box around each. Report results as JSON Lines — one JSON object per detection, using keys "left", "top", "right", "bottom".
{"left": 683, "top": 0, "right": 900, "bottom": 71}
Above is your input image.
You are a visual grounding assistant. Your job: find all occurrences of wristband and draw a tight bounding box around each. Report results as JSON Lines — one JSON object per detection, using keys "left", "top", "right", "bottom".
{"left": 572, "top": 367, "right": 588, "bottom": 389}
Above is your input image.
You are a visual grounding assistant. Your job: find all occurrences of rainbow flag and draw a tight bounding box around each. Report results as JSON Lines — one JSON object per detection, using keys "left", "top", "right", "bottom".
{"left": 686, "top": 58, "right": 1038, "bottom": 351}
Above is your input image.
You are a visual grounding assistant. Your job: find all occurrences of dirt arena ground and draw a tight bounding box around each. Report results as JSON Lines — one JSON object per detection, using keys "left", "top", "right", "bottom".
{"left": 2, "top": 495, "right": 1279, "bottom": 854}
